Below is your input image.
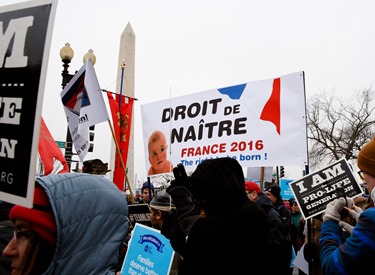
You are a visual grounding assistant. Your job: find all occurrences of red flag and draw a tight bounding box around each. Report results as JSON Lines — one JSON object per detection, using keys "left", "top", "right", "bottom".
{"left": 107, "top": 92, "right": 134, "bottom": 190}
{"left": 37, "top": 117, "right": 69, "bottom": 175}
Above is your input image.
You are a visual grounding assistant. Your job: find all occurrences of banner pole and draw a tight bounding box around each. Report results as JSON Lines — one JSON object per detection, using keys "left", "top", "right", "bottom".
{"left": 107, "top": 120, "right": 135, "bottom": 203}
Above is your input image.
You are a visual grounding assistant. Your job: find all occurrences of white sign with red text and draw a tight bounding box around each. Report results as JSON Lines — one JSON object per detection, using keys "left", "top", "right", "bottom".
{"left": 141, "top": 71, "right": 308, "bottom": 175}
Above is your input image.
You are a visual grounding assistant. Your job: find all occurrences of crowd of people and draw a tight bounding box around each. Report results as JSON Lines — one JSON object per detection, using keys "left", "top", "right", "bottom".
{"left": 1, "top": 137, "right": 375, "bottom": 274}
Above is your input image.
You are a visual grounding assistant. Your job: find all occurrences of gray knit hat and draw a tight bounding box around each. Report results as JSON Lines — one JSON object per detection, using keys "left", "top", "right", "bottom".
{"left": 150, "top": 190, "right": 175, "bottom": 211}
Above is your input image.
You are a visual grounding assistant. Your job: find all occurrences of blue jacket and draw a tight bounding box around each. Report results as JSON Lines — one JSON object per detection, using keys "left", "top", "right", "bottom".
{"left": 36, "top": 173, "right": 128, "bottom": 275}
{"left": 320, "top": 207, "right": 375, "bottom": 274}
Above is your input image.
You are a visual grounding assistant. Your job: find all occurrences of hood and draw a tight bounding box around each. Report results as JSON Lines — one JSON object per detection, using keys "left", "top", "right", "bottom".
{"left": 190, "top": 157, "right": 247, "bottom": 215}
{"left": 36, "top": 173, "right": 128, "bottom": 275}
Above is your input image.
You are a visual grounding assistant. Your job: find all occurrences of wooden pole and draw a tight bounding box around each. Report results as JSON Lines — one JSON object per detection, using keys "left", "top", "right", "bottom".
{"left": 260, "top": 166, "right": 265, "bottom": 191}
{"left": 107, "top": 120, "right": 135, "bottom": 203}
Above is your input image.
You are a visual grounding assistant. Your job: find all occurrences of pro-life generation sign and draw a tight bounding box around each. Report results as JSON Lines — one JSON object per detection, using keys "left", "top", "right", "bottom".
{"left": 289, "top": 158, "right": 363, "bottom": 220}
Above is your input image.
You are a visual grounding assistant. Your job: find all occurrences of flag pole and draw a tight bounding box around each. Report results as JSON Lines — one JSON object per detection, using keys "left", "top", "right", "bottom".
{"left": 107, "top": 120, "right": 135, "bottom": 203}
{"left": 119, "top": 61, "right": 125, "bottom": 112}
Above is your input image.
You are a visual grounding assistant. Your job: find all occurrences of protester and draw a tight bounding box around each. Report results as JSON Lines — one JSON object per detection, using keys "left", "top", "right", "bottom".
{"left": 2, "top": 173, "right": 128, "bottom": 274}
{"left": 147, "top": 130, "right": 173, "bottom": 175}
{"left": 299, "top": 196, "right": 367, "bottom": 275}
{"left": 149, "top": 190, "right": 176, "bottom": 229}
{"left": 140, "top": 181, "right": 155, "bottom": 203}
{"left": 0, "top": 201, "right": 14, "bottom": 275}
{"left": 289, "top": 198, "right": 302, "bottom": 253}
{"left": 149, "top": 190, "right": 181, "bottom": 275}
{"left": 167, "top": 157, "right": 271, "bottom": 274}
{"left": 245, "top": 181, "right": 291, "bottom": 275}
{"left": 320, "top": 136, "right": 375, "bottom": 274}
{"left": 265, "top": 185, "right": 293, "bottom": 271}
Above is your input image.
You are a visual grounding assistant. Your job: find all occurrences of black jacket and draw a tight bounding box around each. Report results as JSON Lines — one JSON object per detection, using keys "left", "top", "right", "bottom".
{"left": 178, "top": 157, "right": 271, "bottom": 275}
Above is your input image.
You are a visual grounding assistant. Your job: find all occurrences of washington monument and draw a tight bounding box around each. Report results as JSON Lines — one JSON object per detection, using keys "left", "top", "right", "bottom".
{"left": 109, "top": 22, "right": 136, "bottom": 192}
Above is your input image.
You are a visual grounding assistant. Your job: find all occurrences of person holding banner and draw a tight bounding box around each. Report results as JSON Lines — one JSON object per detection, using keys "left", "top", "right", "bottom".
{"left": 2, "top": 173, "right": 128, "bottom": 274}
{"left": 320, "top": 137, "right": 375, "bottom": 274}
{"left": 147, "top": 130, "right": 174, "bottom": 175}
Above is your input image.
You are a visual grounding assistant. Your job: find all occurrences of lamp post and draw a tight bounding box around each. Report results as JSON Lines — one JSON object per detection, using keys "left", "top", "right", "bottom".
{"left": 60, "top": 43, "right": 96, "bottom": 171}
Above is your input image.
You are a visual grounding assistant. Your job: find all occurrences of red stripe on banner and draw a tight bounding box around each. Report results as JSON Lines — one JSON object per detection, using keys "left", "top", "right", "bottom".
{"left": 260, "top": 78, "right": 281, "bottom": 135}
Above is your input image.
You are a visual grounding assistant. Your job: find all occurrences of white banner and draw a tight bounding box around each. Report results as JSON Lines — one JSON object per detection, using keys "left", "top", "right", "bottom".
{"left": 141, "top": 71, "right": 308, "bottom": 175}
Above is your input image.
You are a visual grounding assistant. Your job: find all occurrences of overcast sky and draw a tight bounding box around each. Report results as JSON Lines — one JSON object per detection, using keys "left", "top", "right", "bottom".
{"left": 3, "top": 0, "right": 375, "bottom": 185}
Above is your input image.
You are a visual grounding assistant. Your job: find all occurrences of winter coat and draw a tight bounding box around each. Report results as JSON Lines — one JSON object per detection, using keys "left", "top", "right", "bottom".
{"left": 273, "top": 197, "right": 293, "bottom": 273}
{"left": 320, "top": 207, "right": 375, "bottom": 275}
{"left": 178, "top": 157, "right": 271, "bottom": 275}
{"left": 257, "top": 193, "right": 290, "bottom": 275}
{"left": 257, "top": 193, "right": 285, "bottom": 246}
{"left": 37, "top": 173, "right": 128, "bottom": 275}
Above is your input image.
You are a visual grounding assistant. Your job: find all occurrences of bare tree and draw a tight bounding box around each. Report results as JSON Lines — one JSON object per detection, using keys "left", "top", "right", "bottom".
{"left": 307, "top": 88, "right": 375, "bottom": 170}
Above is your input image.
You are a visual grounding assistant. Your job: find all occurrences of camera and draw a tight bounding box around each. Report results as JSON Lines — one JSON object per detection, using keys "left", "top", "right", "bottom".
{"left": 335, "top": 186, "right": 347, "bottom": 205}
{"left": 335, "top": 186, "right": 348, "bottom": 218}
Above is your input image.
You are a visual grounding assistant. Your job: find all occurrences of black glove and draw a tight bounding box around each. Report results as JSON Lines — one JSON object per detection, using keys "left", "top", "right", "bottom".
{"left": 161, "top": 211, "right": 187, "bottom": 255}
{"left": 167, "top": 164, "right": 202, "bottom": 235}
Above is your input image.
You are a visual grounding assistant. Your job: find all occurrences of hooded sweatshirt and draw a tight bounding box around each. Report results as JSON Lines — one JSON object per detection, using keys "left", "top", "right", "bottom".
{"left": 179, "top": 157, "right": 270, "bottom": 275}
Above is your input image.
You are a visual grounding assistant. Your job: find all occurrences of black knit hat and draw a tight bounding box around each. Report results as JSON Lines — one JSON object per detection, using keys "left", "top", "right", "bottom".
{"left": 265, "top": 185, "right": 281, "bottom": 199}
{"left": 288, "top": 198, "right": 297, "bottom": 206}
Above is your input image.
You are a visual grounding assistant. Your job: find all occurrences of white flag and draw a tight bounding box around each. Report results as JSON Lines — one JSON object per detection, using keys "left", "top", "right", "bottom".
{"left": 60, "top": 60, "right": 109, "bottom": 162}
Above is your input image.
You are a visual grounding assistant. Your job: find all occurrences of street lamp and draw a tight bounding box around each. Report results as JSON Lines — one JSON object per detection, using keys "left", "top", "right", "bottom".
{"left": 60, "top": 43, "right": 96, "bottom": 171}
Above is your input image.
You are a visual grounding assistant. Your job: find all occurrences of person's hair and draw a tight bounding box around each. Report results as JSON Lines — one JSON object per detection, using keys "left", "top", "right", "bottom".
{"left": 20, "top": 233, "right": 55, "bottom": 275}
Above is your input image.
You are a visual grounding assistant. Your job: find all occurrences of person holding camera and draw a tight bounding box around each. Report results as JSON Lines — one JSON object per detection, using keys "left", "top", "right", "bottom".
{"left": 320, "top": 137, "right": 375, "bottom": 274}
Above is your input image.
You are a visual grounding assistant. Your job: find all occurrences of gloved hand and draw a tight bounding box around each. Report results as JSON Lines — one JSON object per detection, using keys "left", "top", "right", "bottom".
{"left": 323, "top": 197, "right": 347, "bottom": 222}
{"left": 339, "top": 221, "right": 354, "bottom": 234}
{"left": 338, "top": 200, "right": 363, "bottom": 234}
{"left": 167, "top": 164, "right": 203, "bottom": 235}
{"left": 161, "top": 211, "right": 187, "bottom": 255}
{"left": 347, "top": 203, "right": 363, "bottom": 222}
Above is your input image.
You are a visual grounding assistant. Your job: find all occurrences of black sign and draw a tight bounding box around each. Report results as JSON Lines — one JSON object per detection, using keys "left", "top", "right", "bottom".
{"left": 128, "top": 204, "right": 152, "bottom": 228}
{"left": 0, "top": 0, "right": 57, "bottom": 207}
{"left": 289, "top": 158, "right": 363, "bottom": 220}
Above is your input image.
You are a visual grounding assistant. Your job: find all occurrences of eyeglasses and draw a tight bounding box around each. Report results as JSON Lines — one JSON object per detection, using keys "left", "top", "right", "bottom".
{"left": 358, "top": 170, "right": 365, "bottom": 181}
{"left": 13, "top": 229, "right": 34, "bottom": 241}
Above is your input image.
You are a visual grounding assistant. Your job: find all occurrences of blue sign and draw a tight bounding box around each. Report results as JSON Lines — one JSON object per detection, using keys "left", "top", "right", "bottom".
{"left": 280, "top": 179, "right": 295, "bottom": 200}
{"left": 121, "top": 223, "right": 174, "bottom": 275}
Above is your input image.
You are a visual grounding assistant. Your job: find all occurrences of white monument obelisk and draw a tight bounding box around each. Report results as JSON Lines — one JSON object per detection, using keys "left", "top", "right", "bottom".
{"left": 109, "top": 22, "right": 135, "bottom": 192}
